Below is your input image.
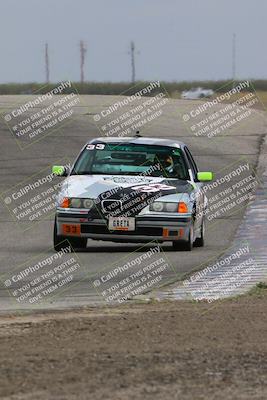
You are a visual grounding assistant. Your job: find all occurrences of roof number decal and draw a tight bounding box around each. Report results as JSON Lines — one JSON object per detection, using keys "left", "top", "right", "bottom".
{"left": 86, "top": 144, "right": 105, "bottom": 150}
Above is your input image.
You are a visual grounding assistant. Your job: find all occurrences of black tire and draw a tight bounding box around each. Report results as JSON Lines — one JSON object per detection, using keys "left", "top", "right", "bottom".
{"left": 53, "top": 218, "right": 87, "bottom": 252}
{"left": 173, "top": 225, "right": 194, "bottom": 251}
{"left": 194, "top": 219, "right": 205, "bottom": 247}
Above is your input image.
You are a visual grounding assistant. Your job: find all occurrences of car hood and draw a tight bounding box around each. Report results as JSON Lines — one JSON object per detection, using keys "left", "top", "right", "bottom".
{"left": 59, "top": 174, "right": 195, "bottom": 199}
{"left": 58, "top": 174, "right": 195, "bottom": 217}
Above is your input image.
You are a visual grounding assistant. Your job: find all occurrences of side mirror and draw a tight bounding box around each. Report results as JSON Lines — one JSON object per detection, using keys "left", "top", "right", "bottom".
{"left": 52, "top": 165, "right": 69, "bottom": 177}
{"left": 197, "top": 171, "right": 214, "bottom": 182}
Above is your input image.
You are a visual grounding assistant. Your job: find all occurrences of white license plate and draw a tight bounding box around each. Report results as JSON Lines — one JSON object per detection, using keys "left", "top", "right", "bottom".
{"left": 108, "top": 217, "right": 135, "bottom": 231}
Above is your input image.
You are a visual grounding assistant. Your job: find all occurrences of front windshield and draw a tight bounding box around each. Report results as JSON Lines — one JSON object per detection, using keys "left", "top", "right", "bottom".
{"left": 72, "top": 143, "right": 190, "bottom": 180}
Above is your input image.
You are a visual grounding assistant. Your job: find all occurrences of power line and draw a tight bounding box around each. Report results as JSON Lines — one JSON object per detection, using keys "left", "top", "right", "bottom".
{"left": 80, "top": 40, "right": 87, "bottom": 84}
{"left": 130, "top": 41, "right": 136, "bottom": 84}
{"left": 45, "top": 43, "right": 50, "bottom": 83}
{"left": 232, "top": 33, "right": 236, "bottom": 84}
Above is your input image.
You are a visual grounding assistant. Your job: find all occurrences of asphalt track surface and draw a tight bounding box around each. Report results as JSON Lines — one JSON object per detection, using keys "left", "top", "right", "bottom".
{"left": 0, "top": 94, "right": 266, "bottom": 313}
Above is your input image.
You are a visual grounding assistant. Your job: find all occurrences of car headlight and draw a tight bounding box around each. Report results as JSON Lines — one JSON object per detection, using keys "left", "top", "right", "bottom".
{"left": 70, "top": 198, "right": 82, "bottom": 208}
{"left": 59, "top": 197, "right": 94, "bottom": 209}
{"left": 83, "top": 199, "right": 94, "bottom": 209}
{"left": 149, "top": 202, "right": 188, "bottom": 213}
{"left": 165, "top": 202, "right": 178, "bottom": 212}
{"left": 151, "top": 202, "right": 164, "bottom": 212}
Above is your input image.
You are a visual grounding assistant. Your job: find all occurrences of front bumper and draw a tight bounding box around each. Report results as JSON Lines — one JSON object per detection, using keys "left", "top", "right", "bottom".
{"left": 56, "top": 209, "right": 192, "bottom": 243}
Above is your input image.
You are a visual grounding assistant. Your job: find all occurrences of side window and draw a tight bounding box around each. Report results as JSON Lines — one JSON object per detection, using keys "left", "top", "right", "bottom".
{"left": 184, "top": 147, "right": 198, "bottom": 180}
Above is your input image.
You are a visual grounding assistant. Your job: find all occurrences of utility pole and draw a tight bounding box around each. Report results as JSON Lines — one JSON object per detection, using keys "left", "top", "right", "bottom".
{"left": 45, "top": 42, "right": 50, "bottom": 84}
{"left": 80, "top": 40, "right": 87, "bottom": 84}
{"left": 232, "top": 33, "right": 236, "bottom": 85}
{"left": 130, "top": 41, "right": 136, "bottom": 84}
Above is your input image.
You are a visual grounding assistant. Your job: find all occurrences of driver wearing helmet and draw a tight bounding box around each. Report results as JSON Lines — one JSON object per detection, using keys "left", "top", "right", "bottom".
{"left": 155, "top": 153, "right": 185, "bottom": 179}
{"left": 156, "top": 154, "right": 175, "bottom": 174}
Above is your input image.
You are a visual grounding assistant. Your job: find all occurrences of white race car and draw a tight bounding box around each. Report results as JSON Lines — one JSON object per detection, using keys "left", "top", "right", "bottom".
{"left": 181, "top": 87, "right": 214, "bottom": 100}
{"left": 52, "top": 136, "right": 213, "bottom": 251}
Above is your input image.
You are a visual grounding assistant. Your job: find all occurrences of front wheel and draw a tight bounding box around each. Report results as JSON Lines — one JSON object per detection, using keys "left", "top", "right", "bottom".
{"left": 194, "top": 219, "right": 205, "bottom": 247}
{"left": 53, "top": 218, "right": 87, "bottom": 252}
{"left": 173, "top": 225, "right": 194, "bottom": 251}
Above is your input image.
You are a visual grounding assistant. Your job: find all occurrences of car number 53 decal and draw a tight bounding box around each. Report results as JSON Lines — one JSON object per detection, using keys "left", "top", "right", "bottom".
{"left": 132, "top": 183, "right": 176, "bottom": 193}
{"left": 86, "top": 144, "right": 105, "bottom": 150}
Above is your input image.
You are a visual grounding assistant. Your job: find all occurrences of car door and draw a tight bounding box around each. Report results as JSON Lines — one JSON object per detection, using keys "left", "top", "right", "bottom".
{"left": 183, "top": 146, "right": 205, "bottom": 230}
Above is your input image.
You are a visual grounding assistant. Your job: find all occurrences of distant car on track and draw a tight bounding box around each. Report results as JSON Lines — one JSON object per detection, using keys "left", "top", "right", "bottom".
{"left": 181, "top": 87, "right": 214, "bottom": 100}
{"left": 52, "top": 136, "right": 213, "bottom": 252}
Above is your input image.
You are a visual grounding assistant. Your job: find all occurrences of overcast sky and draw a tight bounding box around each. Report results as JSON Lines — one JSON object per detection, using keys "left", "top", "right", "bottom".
{"left": 1, "top": 0, "right": 266, "bottom": 83}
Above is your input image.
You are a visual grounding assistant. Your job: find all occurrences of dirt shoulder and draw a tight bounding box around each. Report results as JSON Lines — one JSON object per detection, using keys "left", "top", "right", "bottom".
{"left": 0, "top": 291, "right": 267, "bottom": 400}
